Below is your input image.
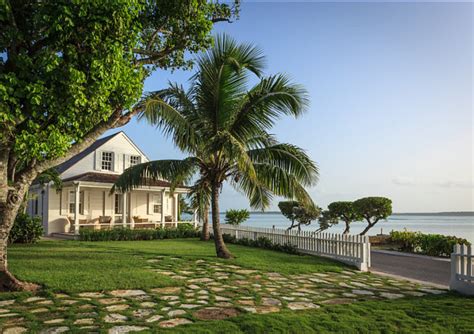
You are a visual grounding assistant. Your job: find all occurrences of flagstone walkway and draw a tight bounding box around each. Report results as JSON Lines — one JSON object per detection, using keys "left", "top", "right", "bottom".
{"left": 0, "top": 256, "right": 446, "bottom": 333}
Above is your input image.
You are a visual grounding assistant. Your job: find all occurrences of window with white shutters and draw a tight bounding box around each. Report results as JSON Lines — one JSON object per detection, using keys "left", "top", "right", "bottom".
{"left": 101, "top": 151, "right": 114, "bottom": 171}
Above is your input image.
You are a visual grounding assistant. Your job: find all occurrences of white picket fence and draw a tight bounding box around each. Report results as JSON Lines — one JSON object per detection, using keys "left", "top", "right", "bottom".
{"left": 218, "top": 224, "right": 371, "bottom": 271}
{"left": 450, "top": 244, "right": 474, "bottom": 295}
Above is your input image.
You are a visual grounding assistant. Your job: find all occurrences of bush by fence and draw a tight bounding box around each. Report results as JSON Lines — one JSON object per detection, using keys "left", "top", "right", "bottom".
{"left": 389, "top": 230, "right": 471, "bottom": 257}
{"left": 222, "top": 233, "right": 299, "bottom": 255}
{"left": 9, "top": 213, "right": 44, "bottom": 244}
{"left": 79, "top": 224, "right": 199, "bottom": 241}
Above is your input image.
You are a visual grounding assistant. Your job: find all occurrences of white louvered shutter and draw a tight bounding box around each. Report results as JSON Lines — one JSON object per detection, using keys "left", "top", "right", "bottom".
{"left": 94, "top": 151, "right": 101, "bottom": 171}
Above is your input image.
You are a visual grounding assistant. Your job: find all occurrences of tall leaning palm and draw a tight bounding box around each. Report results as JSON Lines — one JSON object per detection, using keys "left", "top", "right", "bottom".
{"left": 114, "top": 35, "right": 319, "bottom": 258}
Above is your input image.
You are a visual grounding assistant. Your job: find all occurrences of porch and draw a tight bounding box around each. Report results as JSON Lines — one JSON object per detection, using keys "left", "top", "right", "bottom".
{"left": 47, "top": 172, "right": 195, "bottom": 235}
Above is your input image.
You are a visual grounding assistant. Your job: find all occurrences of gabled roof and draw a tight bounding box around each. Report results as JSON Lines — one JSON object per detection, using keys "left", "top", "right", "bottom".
{"left": 56, "top": 132, "right": 121, "bottom": 174}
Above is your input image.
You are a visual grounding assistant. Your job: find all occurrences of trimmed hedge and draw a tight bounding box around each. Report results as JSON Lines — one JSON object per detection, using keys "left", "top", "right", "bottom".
{"left": 9, "top": 213, "right": 44, "bottom": 244}
{"left": 79, "top": 223, "right": 199, "bottom": 241}
{"left": 222, "top": 233, "right": 299, "bottom": 255}
{"left": 389, "top": 230, "right": 471, "bottom": 257}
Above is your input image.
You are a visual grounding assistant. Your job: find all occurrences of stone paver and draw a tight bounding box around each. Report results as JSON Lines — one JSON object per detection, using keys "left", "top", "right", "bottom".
{"left": 159, "top": 318, "right": 193, "bottom": 328}
{"left": 0, "top": 255, "right": 446, "bottom": 332}
{"left": 108, "top": 325, "right": 149, "bottom": 334}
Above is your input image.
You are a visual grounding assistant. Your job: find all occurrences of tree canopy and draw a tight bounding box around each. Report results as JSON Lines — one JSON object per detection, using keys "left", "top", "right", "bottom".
{"left": 278, "top": 201, "right": 320, "bottom": 231}
{"left": 225, "top": 209, "right": 250, "bottom": 225}
{"left": 327, "top": 201, "right": 361, "bottom": 234}
{"left": 353, "top": 197, "right": 392, "bottom": 235}
{"left": 0, "top": 0, "right": 238, "bottom": 291}
{"left": 113, "top": 35, "right": 318, "bottom": 258}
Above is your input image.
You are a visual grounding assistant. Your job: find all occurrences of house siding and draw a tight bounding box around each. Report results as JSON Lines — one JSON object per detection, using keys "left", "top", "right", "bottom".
{"left": 61, "top": 132, "right": 149, "bottom": 179}
{"left": 26, "top": 132, "right": 187, "bottom": 235}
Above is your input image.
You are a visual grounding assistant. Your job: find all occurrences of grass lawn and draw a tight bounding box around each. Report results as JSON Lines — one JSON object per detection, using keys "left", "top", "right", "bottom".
{"left": 9, "top": 239, "right": 344, "bottom": 293}
{"left": 2, "top": 238, "right": 473, "bottom": 333}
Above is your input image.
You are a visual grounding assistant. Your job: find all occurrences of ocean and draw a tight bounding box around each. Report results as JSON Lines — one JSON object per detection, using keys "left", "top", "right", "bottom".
{"left": 215, "top": 212, "right": 474, "bottom": 243}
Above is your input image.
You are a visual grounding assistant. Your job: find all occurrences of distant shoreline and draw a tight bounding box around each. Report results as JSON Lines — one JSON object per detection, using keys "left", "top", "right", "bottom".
{"left": 236, "top": 211, "right": 474, "bottom": 217}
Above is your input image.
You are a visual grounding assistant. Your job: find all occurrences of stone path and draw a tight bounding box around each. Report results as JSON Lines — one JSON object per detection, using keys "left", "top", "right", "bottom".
{"left": 0, "top": 256, "right": 446, "bottom": 333}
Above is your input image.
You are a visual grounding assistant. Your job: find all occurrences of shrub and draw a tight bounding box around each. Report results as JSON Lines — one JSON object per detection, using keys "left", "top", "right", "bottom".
{"left": 224, "top": 209, "right": 250, "bottom": 225}
{"left": 222, "top": 234, "right": 299, "bottom": 255}
{"left": 389, "top": 230, "right": 470, "bottom": 257}
{"left": 9, "top": 213, "right": 44, "bottom": 244}
{"left": 79, "top": 224, "right": 199, "bottom": 242}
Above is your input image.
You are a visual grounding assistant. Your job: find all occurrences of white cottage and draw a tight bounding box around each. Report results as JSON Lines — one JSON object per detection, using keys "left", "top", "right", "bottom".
{"left": 26, "top": 131, "right": 192, "bottom": 235}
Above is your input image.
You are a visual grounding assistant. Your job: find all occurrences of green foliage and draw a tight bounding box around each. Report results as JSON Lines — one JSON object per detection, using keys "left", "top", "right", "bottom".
{"left": 327, "top": 201, "right": 361, "bottom": 233}
{"left": 389, "top": 230, "right": 471, "bottom": 257}
{"left": 293, "top": 205, "right": 320, "bottom": 227}
{"left": 1, "top": 1, "right": 144, "bottom": 160}
{"left": 222, "top": 234, "right": 299, "bottom": 255}
{"left": 79, "top": 224, "right": 199, "bottom": 242}
{"left": 114, "top": 35, "right": 318, "bottom": 210}
{"left": 353, "top": 197, "right": 392, "bottom": 235}
{"left": 225, "top": 209, "right": 250, "bottom": 225}
{"left": 9, "top": 213, "right": 43, "bottom": 244}
{"left": 278, "top": 201, "right": 320, "bottom": 230}
{"left": 278, "top": 201, "right": 300, "bottom": 223}
{"left": 353, "top": 197, "right": 392, "bottom": 219}
{"left": 1, "top": 0, "right": 237, "bottom": 176}
{"left": 36, "top": 169, "right": 63, "bottom": 190}
{"left": 317, "top": 210, "right": 339, "bottom": 232}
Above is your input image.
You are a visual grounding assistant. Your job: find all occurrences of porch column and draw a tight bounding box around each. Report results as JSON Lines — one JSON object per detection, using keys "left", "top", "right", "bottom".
{"left": 161, "top": 190, "right": 166, "bottom": 227}
{"left": 122, "top": 192, "right": 127, "bottom": 228}
{"left": 174, "top": 194, "right": 178, "bottom": 227}
{"left": 193, "top": 209, "right": 198, "bottom": 228}
{"left": 74, "top": 182, "right": 80, "bottom": 235}
{"left": 129, "top": 192, "right": 134, "bottom": 229}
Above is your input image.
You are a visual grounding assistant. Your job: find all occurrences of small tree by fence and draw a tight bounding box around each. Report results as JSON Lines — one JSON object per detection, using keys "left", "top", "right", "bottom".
{"left": 218, "top": 224, "right": 371, "bottom": 271}
{"left": 450, "top": 244, "right": 474, "bottom": 296}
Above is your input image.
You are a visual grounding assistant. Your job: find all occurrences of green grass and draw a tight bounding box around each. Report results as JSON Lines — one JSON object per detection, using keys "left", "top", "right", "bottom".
{"left": 8, "top": 239, "right": 343, "bottom": 293}
{"left": 166, "top": 295, "right": 474, "bottom": 334}
{"left": 4, "top": 239, "right": 474, "bottom": 333}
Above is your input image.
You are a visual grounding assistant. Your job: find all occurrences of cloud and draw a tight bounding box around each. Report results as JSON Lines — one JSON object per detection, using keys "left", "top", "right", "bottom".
{"left": 392, "top": 177, "right": 416, "bottom": 186}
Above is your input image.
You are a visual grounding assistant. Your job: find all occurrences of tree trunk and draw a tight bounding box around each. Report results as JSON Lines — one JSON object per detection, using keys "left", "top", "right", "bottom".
{"left": 200, "top": 204, "right": 210, "bottom": 241}
{"left": 210, "top": 181, "right": 233, "bottom": 259}
{"left": 0, "top": 150, "right": 39, "bottom": 291}
{"left": 343, "top": 221, "right": 350, "bottom": 234}
{"left": 287, "top": 219, "right": 295, "bottom": 230}
{"left": 359, "top": 221, "right": 374, "bottom": 235}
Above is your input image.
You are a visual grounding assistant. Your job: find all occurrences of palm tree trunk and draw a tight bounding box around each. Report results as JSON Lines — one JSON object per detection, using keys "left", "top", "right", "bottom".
{"left": 200, "top": 203, "right": 210, "bottom": 241}
{"left": 211, "top": 180, "right": 233, "bottom": 258}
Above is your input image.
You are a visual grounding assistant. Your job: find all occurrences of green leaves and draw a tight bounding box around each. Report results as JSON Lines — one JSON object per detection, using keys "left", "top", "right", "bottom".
{"left": 112, "top": 158, "right": 200, "bottom": 193}
{"left": 1, "top": 0, "right": 144, "bottom": 162}
{"left": 116, "top": 34, "right": 317, "bottom": 212}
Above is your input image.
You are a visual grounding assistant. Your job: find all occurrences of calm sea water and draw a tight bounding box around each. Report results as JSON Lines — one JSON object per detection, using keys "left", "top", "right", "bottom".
{"left": 215, "top": 212, "right": 474, "bottom": 242}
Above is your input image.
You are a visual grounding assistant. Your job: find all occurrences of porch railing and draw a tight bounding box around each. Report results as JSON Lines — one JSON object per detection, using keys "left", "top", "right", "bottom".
{"left": 217, "top": 224, "right": 371, "bottom": 271}
{"left": 450, "top": 244, "right": 474, "bottom": 295}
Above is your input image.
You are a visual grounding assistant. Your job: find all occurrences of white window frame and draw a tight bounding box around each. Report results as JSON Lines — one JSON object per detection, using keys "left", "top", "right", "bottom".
{"left": 129, "top": 155, "right": 141, "bottom": 167}
{"left": 153, "top": 194, "right": 162, "bottom": 214}
{"left": 69, "top": 191, "right": 84, "bottom": 215}
{"left": 115, "top": 194, "right": 123, "bottom": 215}
{"left": 101, "top": 151, "right": 114, "bottom": 171}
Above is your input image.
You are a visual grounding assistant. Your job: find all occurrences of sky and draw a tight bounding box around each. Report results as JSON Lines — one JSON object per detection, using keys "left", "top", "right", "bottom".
{"left": 105, "top": 1, "right": 473, "bottom": 213}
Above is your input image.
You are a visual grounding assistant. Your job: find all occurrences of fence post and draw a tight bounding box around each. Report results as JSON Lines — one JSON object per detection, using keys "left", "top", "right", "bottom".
{"left": 366, "top": 236, "right": 371, "bottom": 268}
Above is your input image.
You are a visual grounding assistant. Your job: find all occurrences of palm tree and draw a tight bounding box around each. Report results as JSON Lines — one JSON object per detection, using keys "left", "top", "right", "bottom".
{"left": 188, "top": 179, "right": 211, "bottom": 241}
{"left": 113, "top": 35, "right": 319, "bottom": 258}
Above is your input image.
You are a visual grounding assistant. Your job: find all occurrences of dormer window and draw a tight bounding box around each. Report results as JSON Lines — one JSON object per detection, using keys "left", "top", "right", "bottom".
{"left": 101, "top": 151, "right": 114, "bottom": 171}
{"left": 130, "top": 155, "right": 141, "bottom": 167}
